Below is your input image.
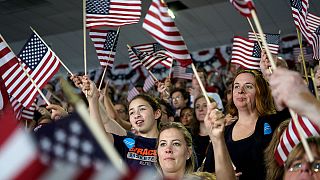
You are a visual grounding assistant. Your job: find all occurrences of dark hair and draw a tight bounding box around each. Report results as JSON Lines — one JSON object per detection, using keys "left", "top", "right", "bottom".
{"left": 227, "top": 69, "right": 276, "bottom": 116}
{"left": 170, "top": 88, "right": 191, "bottom": 106}
{"left": 156, "top": 122, "right": 195, "bottom": 175}
{"left": 157, "top": 98, "right": 175, "bottom": 117}
{"left": 130, "top": 94, "right": 161, "bottom": 121}
{"left": 191, "top": 95, "right": 214, "bottom": 136}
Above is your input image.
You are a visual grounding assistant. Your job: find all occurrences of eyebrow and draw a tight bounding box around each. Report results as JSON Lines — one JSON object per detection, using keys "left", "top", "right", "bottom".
{"left": 129, "top": 105, "right": 147, "bottom": 111}
{"left": 234, "top": 82, "right": 254, "bottom": 85}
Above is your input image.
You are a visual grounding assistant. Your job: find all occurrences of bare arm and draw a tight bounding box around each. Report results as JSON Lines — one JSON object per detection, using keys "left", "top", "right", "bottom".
{"left": 204, "top": 103, "right": 236, "bottom": 180}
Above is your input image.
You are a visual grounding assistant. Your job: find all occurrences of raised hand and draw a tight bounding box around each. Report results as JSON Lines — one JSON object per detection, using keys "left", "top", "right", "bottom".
{"left": 204, "top": 103, "right": 226, "bottom": 142}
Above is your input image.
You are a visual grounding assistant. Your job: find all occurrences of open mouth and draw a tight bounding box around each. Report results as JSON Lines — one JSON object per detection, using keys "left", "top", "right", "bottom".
{"left": 136, "top": 120, "right": 144, "bottom": 126}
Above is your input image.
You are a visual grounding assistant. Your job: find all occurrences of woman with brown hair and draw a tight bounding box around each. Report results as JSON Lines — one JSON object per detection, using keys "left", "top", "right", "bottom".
{"left": 203, "top": 70, "right": 290, "bottom": 179}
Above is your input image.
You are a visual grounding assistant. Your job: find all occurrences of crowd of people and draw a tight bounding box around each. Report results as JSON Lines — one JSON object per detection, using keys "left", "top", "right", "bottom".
{"left": 23, "top": 52, "right": 320, "bottom": 180}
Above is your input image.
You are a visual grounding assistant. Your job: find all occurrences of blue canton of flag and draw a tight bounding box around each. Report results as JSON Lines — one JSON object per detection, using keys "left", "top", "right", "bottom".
{"left": 19, "top": 35, "right": 48, "bottom": 71}
{"left": 34, "top": 112, "right": 108, "bottom": 167}
{"left": 153, "top": 43, "right": 165, "bottom": 52}
{"left": 86, "top": 0, "right": 111, "bottom": 15}
{"left": 252, "top": 42, "right": 261, "bottom": 58}
{"left": 266, "top": 34, "right": 280, "bottom": 45}
{"left": 290, "top": 0, "right": 302, "bottom": 12}
{"left": 316, "top": 26, "right": 320, "bottom": 35}
{"left": 104, "top": 30, "right": 118, "bottom": 51}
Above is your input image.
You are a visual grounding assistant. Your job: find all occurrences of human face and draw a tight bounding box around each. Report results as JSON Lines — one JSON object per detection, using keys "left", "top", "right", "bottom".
{"left": 195, "top": 97, "right": 207, "bottom": 122}
{"left": 158, "top": 128, "right": 191, "bottom": 176}
{"left": 172, "top": 91, "right": 187, "bottom": 110}
{"left": 192, "top": 72, "right": 206, "bottom": 88}
{"left": 160, "top": 104, "right": 172, "bottom": 123}
{"left": 284, "top": 145, "right": 320, "bottom": 180}
{"left": 129, "top": 98, "right": 158, "bottom": 134}
{"left": 232, "top": 73, "right": 256, "bottom": 111}
{"left": 180, "top": 108, "right": 193, "bottom": 126}
{"left": 115, "top": 104, "right": 128, "bottom": 121}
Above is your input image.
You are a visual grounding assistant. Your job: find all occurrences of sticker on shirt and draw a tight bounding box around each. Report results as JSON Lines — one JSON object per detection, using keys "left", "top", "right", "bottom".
{"left": 123, "top": 138, "right": 135, "bottom": 149}
{"left": 264, "top": 123, "right": 272, "bottom": 135}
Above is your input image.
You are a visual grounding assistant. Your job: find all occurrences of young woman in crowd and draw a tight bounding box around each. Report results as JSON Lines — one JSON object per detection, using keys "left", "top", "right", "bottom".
{"left": 203, "top": 69, "right": 290, "bottom": 179}
{"left": 81, "top": 76, "right": 161, "bottom": 170}
{"left": 156, "top": 122, "right": 195, "bottom": 179}
{"left": 283, "top": 137, "right": 320, "bottom": 180}
{"left": 191, "top": 95, "right": 215, "bottom": 169}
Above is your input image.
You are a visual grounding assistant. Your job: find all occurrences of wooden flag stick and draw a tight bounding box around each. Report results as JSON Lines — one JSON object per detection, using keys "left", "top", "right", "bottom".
{"left": 17, "top": 60, "right": 51, "bottom": 106}
{"left": 250, "top": 10, "right": 276, "bottom": 70}
{"left": 98, "top": 27, "right": 121, "bottom": 91}
{"left": 289, "top": 110, "right": 314, "bottom": 162}
{"left": 30, "top": 27, "right": 74, "bottom": 76}
{"left": 296, "top": 28, "right": 309, "bottom": 84}
{"left": 83, "top": 0, "right": 87, "bottom": 76}
{"left": 247, "top": 17, "right": 262, "bottom": 49}
{"left": 0, "top": 34, "right": 50, "bottom": 106}
{"left": 250, "top": 9, "right": 314, "bottom": 162}
{"left": 60, "top": 78, "right": 128, "bottom": 175}
{"left": 311, "top": 68, "right": 319, "bottom": 100}
{"left": 191, "top": 63, "right": 210, "bottom": 104}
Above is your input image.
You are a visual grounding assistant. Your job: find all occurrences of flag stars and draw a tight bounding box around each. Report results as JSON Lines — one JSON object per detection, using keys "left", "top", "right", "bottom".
{"left": 68, "top": 135, "right": 80, "bottom": 148}
{"left": 55, "top": 129, "right": 67, "bottom": 143}
{"left": 67, "top": 149, "right": 78, "bottom": 163}
{"left": 70, "top": 121, "right": 82, "bottom": 134}
{"left": 81, "top": 140, "right": 93, "bottom": 154}
{"left": 53, "top": 143, "right": 65, "bottom": 158}
{"left": 79, "top": 155, "right": 91, "bottom": 167}
{"left": 40, "top": 137, "right": 51, "bottom": 151}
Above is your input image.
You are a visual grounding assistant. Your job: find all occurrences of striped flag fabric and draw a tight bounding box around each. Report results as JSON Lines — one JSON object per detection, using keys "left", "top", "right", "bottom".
{"left": 132, "top": 43, "right": 173, "bottom": 68}
{"left": 9, "top": 96, "right": 36, "bottom": 121}
{"left": 307, "top": 12, "right": 320, "bottom": 33}
{"left": 89, "top": 29, "right": 119, "bottom": 68}
{"left": 248, "top": 32, "right": 280, "bottom": 55}
{"left": 127, "top": 87, "right": 140, "bottom": 102}
{"left": 132, "top": 48, "right": 172, "bottom": 70}
{"left": 293, "top": 46, "right": 314, "bottom": 62}
{"left": 0, "top": 78, "right": 15, "bottom": 120}
{"left": 143, "top": 76, "right": 155, "bottom": 92}
{"left": 86, "top": 0, "right": 142, "bottom": 28}
{"left": 290, "top": 0, "right": 320, "bottom": 60}
{"left": 0, "top": 34, "right": 60, "bottom": 108}
{"left": 128, "top": 46, "right": 142, "bottom": 69}
{"left": 142, "top": 0, "right": 192, "bottom": 67}
{"left": 230, "top": 0, "right": 255, "bottom": 17}
{"left": 172, "top": 63, "right": 193, "bottom": 80}
{"left": 274, "top": 114, "right": 320, "bottom": 165}
{"left": 231, "top": 36, "right": 261, "bottom": 69}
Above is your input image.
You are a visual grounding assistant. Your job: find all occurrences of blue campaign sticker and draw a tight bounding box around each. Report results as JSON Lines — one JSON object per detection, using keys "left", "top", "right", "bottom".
{"left": 123, "top": 138, "right": 135, "bottom": 149}
{"left": 264, "top": 123, "right": 272, "bottom": 135}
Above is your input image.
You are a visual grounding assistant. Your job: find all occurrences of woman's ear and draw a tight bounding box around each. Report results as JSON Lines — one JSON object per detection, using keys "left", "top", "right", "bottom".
{"left": 186, "top": 147, "right": 192, "bottom": 160}
{"left": 154, "top": 109, "right": 162, "bottom": 120}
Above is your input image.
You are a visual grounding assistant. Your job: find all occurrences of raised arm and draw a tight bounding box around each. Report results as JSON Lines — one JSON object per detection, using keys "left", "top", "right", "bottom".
{"left": 204, "top": 103, "right": 236, "bottom": 180}
{"left": 269, "top": 68, "right": 320, "bottom": 126}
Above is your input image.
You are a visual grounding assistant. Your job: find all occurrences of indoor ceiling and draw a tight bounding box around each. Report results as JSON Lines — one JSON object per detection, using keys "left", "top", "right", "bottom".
{"left": 0, "top": 0, "right": 319, "bottom": 74}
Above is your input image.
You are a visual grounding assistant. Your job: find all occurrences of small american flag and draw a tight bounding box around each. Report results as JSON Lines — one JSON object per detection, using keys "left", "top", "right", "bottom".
{"left": 9, "top": 95, "right": 36, "bottom": 121}
{"left": 143, "top": 76, "right": 155, "bottom": 92}
{"left": 274, "top": 114, "right": 320, "bottom": 165}
{"left": 293, "top": 46, "right": 314, "bottom": 62}
{"left": 89, "top": 29, "right": 119, "bottom": 68}
{"left": 132, "top": 48, "right": 172, "bottom": 70}
{"left": 290, "top": 0, "right": 320, "bottom": 60}
{"left": 172, "top": 62, "right": 193, "bottom": 80}
{"left": 248, "top": 32, "right": 280, "bottom": 55}
{"left": 231, "top": 36, "right": 261, "bottom": 69}
{"left": 0, "top": 34, "right": 60, "bottom": 108}
{"left": 230, "top": 0, "right": 255, "bottom": 17}
{"left": 127, "top": 87, "right": 140, "bottom": 102}
{"left": 132, "top": 43, "right": 173, "bottom": 68}
{"left": 143, "top": 0, "right": 192, "bottom": 67}
{"left": 86, "top": 0, "right": 141, "bottom": 28}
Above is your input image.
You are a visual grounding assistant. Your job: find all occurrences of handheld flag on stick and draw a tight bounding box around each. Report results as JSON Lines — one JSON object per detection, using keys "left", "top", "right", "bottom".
{"left": 86, "top": 0, "right": 142, "bottom": 28}
{"left": 142, "top": 0, "right": 192, "bottom": 67}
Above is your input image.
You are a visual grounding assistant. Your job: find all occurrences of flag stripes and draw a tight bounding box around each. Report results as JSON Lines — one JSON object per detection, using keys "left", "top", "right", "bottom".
{"left": 142, "top": 0, "right": 192, "bottom": 67}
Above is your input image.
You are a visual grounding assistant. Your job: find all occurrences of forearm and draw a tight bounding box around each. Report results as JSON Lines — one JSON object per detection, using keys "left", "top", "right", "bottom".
{"left": 212, "top": 137, "right": 236, "bottom": 180}
{"left": 99, "top": 102, "right": 127, "bottom": 136}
